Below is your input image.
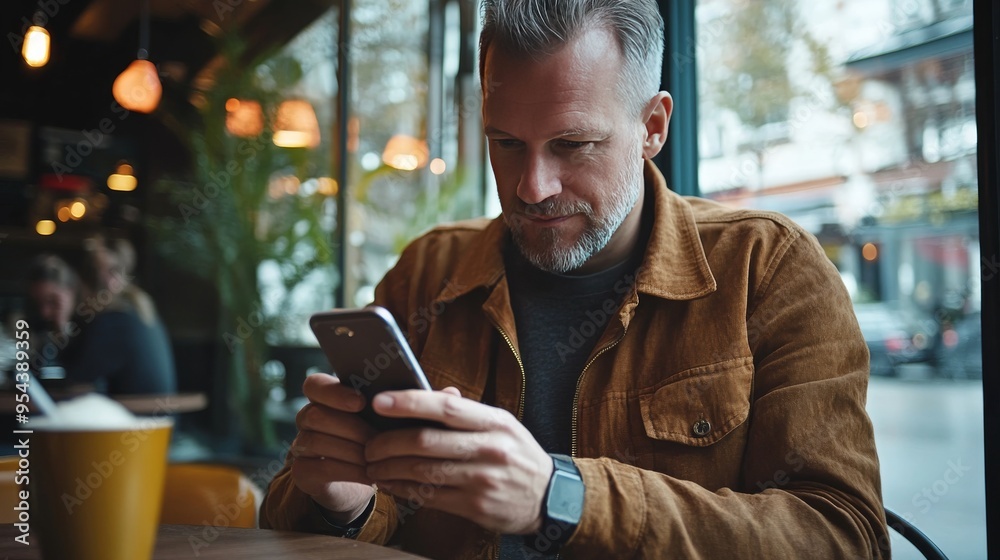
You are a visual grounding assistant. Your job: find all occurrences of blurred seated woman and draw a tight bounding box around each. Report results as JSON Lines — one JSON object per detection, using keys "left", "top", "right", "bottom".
{"left": 27, "top": 249, "right": 176, "bottom": 395}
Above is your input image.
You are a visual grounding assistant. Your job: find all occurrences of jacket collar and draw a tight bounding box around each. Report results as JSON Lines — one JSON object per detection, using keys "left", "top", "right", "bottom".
{"left": 635, "top": 159, "right": 717, "bottom": 300}
{"left": 433, "top": 159, "right": 716, "bottom": 304}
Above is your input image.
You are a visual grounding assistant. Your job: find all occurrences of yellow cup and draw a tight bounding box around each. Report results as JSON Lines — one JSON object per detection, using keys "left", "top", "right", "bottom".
{"left": 30, "top": 418, "right": 172, "bottom": 560}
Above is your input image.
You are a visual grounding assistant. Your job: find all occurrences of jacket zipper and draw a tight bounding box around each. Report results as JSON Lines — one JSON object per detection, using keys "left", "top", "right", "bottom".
{"left": 570, "top": 329, "right": 627, "bottom": 458}
{"left": 546, "top": 331, "right": 624, "bottom": 560}
{"left": 492, "top": 324, "right": 526, "bottom": 560}
{"left": 494, "top": 324, "right": 527, "bottom": 421}
{"left": 491, "top": 322, "right": 624, "bottom": 559}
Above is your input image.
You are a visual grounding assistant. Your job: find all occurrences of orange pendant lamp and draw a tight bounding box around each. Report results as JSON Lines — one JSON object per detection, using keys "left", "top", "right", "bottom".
{"left": 273, "top": 100, "right": 321, "bottom": 148}
{"left": 112, "top": 0, "right": 161, "bottom": 113}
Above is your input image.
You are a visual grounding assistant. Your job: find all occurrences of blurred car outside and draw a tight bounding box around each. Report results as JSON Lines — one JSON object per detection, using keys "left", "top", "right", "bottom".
{"left": 852, "top": 302, "right": 937, "bottom": 377}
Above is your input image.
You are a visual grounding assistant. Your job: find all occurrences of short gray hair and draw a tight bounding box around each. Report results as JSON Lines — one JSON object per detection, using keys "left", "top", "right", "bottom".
{"left": 479, "top": 0, "right": 664, "bottom": 115}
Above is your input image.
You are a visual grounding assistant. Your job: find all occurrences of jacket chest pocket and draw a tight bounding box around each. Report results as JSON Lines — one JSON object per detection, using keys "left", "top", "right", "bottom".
{"left": 631, "top": 357, "right": 754, "bottom": 486}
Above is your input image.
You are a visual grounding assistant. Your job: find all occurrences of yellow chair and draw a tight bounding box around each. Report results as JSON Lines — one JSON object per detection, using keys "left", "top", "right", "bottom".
{"left": 160, "top": 463, "right": 260, "bottom": 528}
{"left": 0, "top": 458, "right": 259, "bottom": 528}
{"left": 0, "top": 456, "right": 23, "bottom": 524}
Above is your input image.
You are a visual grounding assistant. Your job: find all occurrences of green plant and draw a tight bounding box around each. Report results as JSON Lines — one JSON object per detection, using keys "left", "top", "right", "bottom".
{"left": 151, "top": 36, "right": 337, "bottom": 450}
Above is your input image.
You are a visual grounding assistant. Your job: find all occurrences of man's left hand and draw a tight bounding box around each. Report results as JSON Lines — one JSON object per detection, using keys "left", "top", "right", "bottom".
{"left": 364, "top": 388, "right": 554, "bottom": 534}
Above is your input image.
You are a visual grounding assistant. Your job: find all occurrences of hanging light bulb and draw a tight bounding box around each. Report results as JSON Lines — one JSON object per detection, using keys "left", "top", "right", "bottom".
{"left": 113, "top": 59, "right": 161, "bottom": 113}
{"left": 112, "top": 0, "right": 161, "bottom": 113}
{"left": 22, "top": 17, "right": 50, "bottom": 68}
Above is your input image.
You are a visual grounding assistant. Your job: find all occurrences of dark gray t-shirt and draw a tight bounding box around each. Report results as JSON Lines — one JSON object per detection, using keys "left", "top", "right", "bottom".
{"left": 505, "top": 248, "right": 640, "bottom": 454}
{"left": 498, "top": 243, "right": 642, "bottom": 559}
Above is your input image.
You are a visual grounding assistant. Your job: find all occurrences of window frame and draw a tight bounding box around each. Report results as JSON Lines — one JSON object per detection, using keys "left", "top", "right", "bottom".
{"left": 972, "top": 0, "right": 1000, "bottom": 553}
{"left": 656, "top": 0, "right": 700, "bottom": 197}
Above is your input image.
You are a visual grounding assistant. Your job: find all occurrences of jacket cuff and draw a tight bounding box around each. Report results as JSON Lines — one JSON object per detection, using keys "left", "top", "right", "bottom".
{"left": 560, "top": 457, "right": 646, "bottom": 559}
{"left": 313, "top": 492, "right": 377, "bottom": 537}
{"left": 355, "top": 489, "right": 398, "bottom": 544}
{"left": 260, "top": 471, "right": 397, "bottom": 545}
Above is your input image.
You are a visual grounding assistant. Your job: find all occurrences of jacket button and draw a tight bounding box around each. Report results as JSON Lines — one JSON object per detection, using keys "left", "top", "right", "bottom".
{"left": 692, "top": 419, "right": 712, "bottom": 437}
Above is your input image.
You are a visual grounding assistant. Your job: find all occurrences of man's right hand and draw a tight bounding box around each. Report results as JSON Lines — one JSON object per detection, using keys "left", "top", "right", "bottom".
{"left": 291, "top": 373, "right": 378, "bottom": 524}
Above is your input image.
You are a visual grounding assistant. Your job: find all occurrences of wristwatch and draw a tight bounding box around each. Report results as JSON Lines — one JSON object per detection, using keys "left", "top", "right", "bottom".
{"left": 525, "top": 454, "right": 585, "bottom": 553}
{"left": 313, "top": 493, "right": 376, "bottom": 539}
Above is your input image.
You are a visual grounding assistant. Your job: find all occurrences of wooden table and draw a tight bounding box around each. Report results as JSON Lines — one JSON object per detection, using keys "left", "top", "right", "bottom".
{"left": 106, "top": 392, "right": 208, "bottom": 415}
{"left": 0, "top": 389, "right": 208, "bottom": 415}
{"left": 0, "top": 523, "right": 428, "bottom": 559}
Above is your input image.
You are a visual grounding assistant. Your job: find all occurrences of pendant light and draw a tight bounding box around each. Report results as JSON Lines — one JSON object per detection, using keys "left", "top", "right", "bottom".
{"left": 226, "top": 98, "right": 265, "bottom": 137}
{"left": 382, "top": 134, "right": 429, "bottom": 171}
{"left": 112, "top": 0, "right": 161, "bottom": 113}
{"left": 22, "top": 13, "right": 50, "bottom": 68}
{"left": 273, "top": 99, "right": 321, "bottom": 148}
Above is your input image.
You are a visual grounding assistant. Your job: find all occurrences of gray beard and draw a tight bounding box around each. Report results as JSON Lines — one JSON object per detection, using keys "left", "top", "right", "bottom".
{"left": 505, "top": 164, "right": 641, "bottom": 274}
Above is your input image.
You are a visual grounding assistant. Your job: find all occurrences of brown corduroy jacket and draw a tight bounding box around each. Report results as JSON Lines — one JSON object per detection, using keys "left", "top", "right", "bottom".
{"left": 260, "top": 160, "right": 889, "bottom": 559}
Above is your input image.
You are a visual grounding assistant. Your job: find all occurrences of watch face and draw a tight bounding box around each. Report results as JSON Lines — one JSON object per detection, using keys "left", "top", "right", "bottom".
{"left": 548, "top": 470, "right": 585, "bottom": 525}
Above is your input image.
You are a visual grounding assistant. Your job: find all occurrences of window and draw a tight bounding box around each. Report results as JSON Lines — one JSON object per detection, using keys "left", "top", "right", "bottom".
{"left": 255, "top": 9, "right": 341, "bottom": 345}
{"left": 344, "top": 0, "right": 484, "bottom": 306}
{"left": 696, "top": 0, "right": 984, "bottom": 557}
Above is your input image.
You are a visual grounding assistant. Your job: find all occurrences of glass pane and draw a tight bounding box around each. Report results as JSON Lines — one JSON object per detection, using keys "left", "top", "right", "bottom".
{"left": 345, "top": 0, "right": 484, "bottom": 307}
{"left": 255, "top": 9, "right": 340, "bottom": 345}
{"left": 695, "top": 0, "right": 984, "bottom": 557}
{"left": 144, "top": 8, "right": 342, "bottom": 431}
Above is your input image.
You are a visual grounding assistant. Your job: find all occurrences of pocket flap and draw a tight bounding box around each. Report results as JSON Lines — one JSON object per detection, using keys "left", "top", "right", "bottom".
{"left": 639, "top": 357, "right": 753, "bottom": 447}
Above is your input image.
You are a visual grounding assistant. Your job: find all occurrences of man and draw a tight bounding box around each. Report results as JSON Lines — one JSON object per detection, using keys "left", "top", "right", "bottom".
{"left": 261, "top": 0, "right": 889, "bottom": 558}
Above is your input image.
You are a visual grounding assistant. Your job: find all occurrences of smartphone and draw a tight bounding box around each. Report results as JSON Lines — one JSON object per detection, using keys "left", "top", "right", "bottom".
{"left": 309, "top": 306, "right": 435, "bottom": 431}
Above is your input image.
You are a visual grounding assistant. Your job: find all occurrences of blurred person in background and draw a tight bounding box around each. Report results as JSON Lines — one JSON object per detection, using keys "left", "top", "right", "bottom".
{"left": 27, "top": 242, "right": 176, "bottom": 395}
{"left": 86, "top": 236, "right": 160, "bottom": 328}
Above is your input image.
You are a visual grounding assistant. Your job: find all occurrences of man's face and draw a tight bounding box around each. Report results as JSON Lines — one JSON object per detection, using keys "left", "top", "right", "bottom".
{"left": 483, "top": 26, "right": 648, "bottom": 274}
{"left": 30, "top": 281, "right": 75, "bottom": 332}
